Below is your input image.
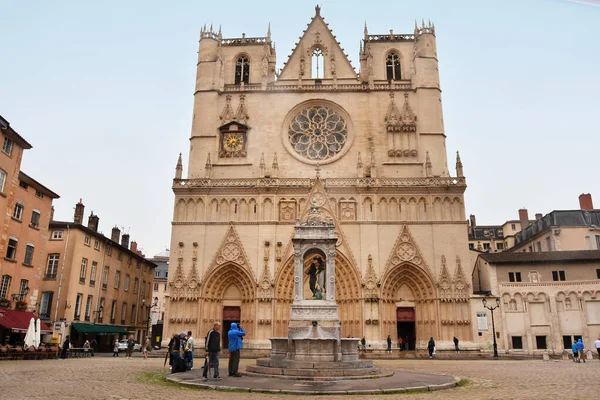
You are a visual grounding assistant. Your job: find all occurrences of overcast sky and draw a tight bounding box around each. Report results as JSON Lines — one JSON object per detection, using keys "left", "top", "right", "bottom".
{"left": 1, "top": 0, "right": 599, "bottom": 256}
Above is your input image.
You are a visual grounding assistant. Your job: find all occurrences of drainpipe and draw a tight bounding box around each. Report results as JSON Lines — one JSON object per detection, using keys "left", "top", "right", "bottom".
{"left": 53, "top": 225, "right": 70, "bottom": 324}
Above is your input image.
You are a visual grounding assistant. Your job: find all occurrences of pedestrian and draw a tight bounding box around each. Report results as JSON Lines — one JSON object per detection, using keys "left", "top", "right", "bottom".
{"left": 184, "top": 330, "right": 194, "bottom": 370}
{"left": 90, "top": 338, "right": 97, "bottom": 357}
{"left": 203, "top": 322, "right": 221, "bottom": 381}
{"left": 83, "top": 339, "right": 91, "bottom": 355}
{"left": 427, "top": 337, "right": 435, "bottom": 359}
{"left": 386, "top": 335, "right": 392, "bottom": 354}
{"left": 595, "top": 337, "right": 600, "bottom": 360}
{"left": 228, "top": 323, "right": 246, "bottom": 377}
{"left": 60, "top": 335, "right": 70, "bottom": 359}
{"left": 397, "top": 337, "right": 403, "bottom": 352}
{"left": 113, "top": 339, "right": 119, "bottom": 357}
{"left": 167, "top": 333, "right": 177, "bottom": 369}
{"left": 126, "top": 334, "right": 135, "bottom": 359}
{"left": 143, "top": 336, "right": 151, "bottom": 359}
{"left": 576, "top": 338, "right": 585, "bottom": 363}
{"left": 170, "top": 333, "right": 184, "bottom": 373}
{"left": 453, "top": 336, "right": 460, "bottom": 353}
{"left": 360, "top": 337, "right": 366, "bottom": 352}
{"left": 571, "top": 341, "right": 578, "bottom": 362}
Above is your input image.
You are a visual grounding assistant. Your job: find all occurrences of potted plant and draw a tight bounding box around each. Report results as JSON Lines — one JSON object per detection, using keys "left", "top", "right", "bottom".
{"left": 15, "top": 300, "right": 27, "bottom": 310}
{"left": 0, "top": 298, "right": 10, "bottom": 308}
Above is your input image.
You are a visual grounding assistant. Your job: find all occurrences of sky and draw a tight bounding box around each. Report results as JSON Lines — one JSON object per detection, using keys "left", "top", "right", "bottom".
{"left": 1, "top": 0, "right": 599, "bottom": 256}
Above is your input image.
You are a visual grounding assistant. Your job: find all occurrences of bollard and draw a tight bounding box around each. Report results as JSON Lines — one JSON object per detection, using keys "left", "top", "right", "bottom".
{"left": 542, "top": 351, "right": 550, "bottom": 361}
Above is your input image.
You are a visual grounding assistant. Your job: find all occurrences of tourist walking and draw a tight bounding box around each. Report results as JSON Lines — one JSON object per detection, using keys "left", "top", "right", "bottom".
{"left": 427, "top": 337, "right": 435, "bottom": 359}
{"left": 143, "top": 336, "right": 151, "bottom": 359}
{"left": 576, "top": 339, "right": 585, "bottom": 363}
{"left": 83, "top": 340, "right": 91, "bottom": 354}
{"left": 595, "top": 337, "right": 600, "bottom": 360}
{"left": 386, "top": 335, "right": 392, "bottom": 354}
{"left": 184, "top": 331, "right": 194, "bottom": 370}
{"left": 453, "top": 336, "right": 460, "bottom": 353}
{"left": 228, "top": 323, "right": 246, "bottom": 377}
{"left": 202, "top": 322, "right": 221, "bottom": 380}
{"left": 126, "top": 335, "right": 135, "bottom": 359}
{"left": 113, "top": 339, "right": 119, "bottom": 357}
{"left": 60, "top": 335, "right": 70, "bottom": 359}
{"left": 571, "top": 341, "right": 578, "bottom": 362}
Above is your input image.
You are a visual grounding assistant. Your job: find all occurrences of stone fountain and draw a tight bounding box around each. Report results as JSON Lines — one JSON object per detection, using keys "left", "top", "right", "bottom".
{"left": 246, "top": 202, "right": 384, "bottom": 380}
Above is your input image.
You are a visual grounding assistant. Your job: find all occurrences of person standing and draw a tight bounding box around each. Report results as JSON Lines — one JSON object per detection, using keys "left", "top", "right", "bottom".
{"left": 427, "top": 337, "right": 435, "bottom": 359}
{"left": 453, "top": 336, "right": 460, "bottom": 353}
{"left": 184, "top": 331, "right": 194, "bottom": 370}
{"left": 576, "top": 338, "right": 585, "bottom": 363}
{"left": 83, "top": 340, "right": 90, "bottom": 355}
{"left": 126, "top": 335, "right": 135, "bottom": 359}
{"left": 571, "top": 341, "right": 578, "bottom": 363}
{"left": 167, "top": 333, "right": 176, "bottom": 369}
{"left": 60, "top": 335, "right": 70, "bottom": 359}
{"left": 386, "top": 335, "right": 392, "bottom": 354}
{"left": 203, "top": 322, "right": 221, "bottom": 381}
{"left": 113, "top": 339, "right": 119, "bottom": 357}
{"left": 228, "top": 323, "right": 246, "bottom": 377}
{"left": 360, "top": 337, "right": 366, "bottom": 352}
{"left": 170, "top": 332, "right": 184, "bottom": 373}
{"left": 595, "top": 337, "right": 600, "bottom": 360}
{"left": 143, "top": 336, "right": 151, "bottom": 359}
{"left": 397, "top": 337, "right": 403, "bottom": 352}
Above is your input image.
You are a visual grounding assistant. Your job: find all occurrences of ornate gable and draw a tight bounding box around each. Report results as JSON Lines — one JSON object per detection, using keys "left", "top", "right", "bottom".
{"left": 453, "top": 256, "right": 470, "bottom": 299}
{"left": 362, "top": 254, "right": 380, "bottom": 299}
{"left": 168, "top": 243, "right": 201, "bottom": 301}
{"left": 383, "top": 225, "right": 432, "bottom": 278}
{"left": 219, "top": 95, "right": 235, "bottom": 122}
{"left": 169, "top": 251, "right": 186, "bottom": 301}
{"left": 437, "top": 255, "right": 452, "bottom": 300}
{"left": 204, "top": 225, "right": 256, "bottom": 284}
{"left": 278, "top": 6, "right": 358, "bottom": 80}
{"left": 257, "top": 260, "right": 273, "bottom": 301}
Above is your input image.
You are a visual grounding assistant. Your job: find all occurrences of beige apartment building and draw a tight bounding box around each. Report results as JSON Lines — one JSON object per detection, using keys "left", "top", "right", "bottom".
{"left": 164, "top": 6, "right": 478, "bottom": 351}
{"left": 149, "top": 249, "right": 169, "bottom": 346}
{"left": 40, "top": 200, "right": 157, "bottom": 351}
{"left": 0, "top": 116, "right": 59, "bottom": 345}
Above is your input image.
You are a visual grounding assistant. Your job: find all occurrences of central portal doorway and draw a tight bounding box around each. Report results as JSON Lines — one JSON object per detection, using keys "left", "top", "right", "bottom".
{"left": 396, "top": 307, "right": 416, "bottom": 350}
{"left": 222, "top": 306, "right": 241, "bottom": 350}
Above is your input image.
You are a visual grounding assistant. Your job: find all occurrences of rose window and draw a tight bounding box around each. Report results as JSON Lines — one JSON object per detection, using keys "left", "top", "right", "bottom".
{"left": 288, "top": 106, "right": 348, "bottom": 161}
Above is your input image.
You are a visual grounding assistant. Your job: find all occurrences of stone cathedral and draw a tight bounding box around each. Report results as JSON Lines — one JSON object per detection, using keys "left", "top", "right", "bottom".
{"left": 164, "top": 6, "right": 475, "bottom": 350}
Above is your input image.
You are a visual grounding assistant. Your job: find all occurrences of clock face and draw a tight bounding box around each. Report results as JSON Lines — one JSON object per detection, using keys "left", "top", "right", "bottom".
{"left": 223, "top": 132, "right": 244, "bottom": 152}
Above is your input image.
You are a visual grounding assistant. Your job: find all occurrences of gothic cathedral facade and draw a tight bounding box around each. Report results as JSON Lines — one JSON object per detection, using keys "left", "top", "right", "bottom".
{"left": 165, "top": 6, "right": 475, "bottom": 350}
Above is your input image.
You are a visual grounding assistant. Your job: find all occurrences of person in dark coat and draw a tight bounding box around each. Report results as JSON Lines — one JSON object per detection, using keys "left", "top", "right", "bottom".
{"left": 427, "top": 337, "right": 435, "bottom": 359}
{"left": 453, "top": 336, "right": 460, "bottom": 353}
{"left": 386, "top": 335, "right": 392, "bottom": 354}
{"left": 307, "top": 262, "right": 317, "bottom": 297}
{"left": 61, "top": 335, "right": 70, "bottom": 359}
{"left": 202, "top": 322, "right": 221, "bottom": 380}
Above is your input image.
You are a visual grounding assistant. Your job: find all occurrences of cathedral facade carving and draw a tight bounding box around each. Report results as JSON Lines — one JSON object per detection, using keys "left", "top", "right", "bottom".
{"left": 165, "top": 6, "right": 476, "bottom": 350}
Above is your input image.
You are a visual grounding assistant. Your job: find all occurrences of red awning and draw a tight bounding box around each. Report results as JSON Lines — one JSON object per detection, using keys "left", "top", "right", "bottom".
{"left": 0, "top": 309, "right": 52, "bottom": 333}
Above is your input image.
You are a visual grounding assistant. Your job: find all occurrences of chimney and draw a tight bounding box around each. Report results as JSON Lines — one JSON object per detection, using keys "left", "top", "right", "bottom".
{"left": 50, "top": 206, "right": 55, "bottom": 222}
{"left": 130, "top": 241, "right": 137, "bottom": 253}
{"left": 579, "top": 193, "right": 594, "bottom": 210}
{"left": 111, "top": 226, "right": 120, "bottom": 242}
{"left": 88, "top": 212, "right": 99, "bottom": 232}
{"left": 74, "top": 199, "right": 85, "bottom": 224}
{"left": 535, "top": 213, "right": 543, "bottom": 221}
{"left": 518, "top": 208, "right": 529, "bottom": 231}
{"left": 469, "top": 214, "right": 477, "bottom": 227}
{"left": 121, "top": 233, "right": 130, "bottom": 249}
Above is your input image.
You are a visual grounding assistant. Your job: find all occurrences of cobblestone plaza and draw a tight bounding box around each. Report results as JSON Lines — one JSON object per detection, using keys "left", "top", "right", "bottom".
{"left": 1, "top": 357, "right": 598, "bottom": 399}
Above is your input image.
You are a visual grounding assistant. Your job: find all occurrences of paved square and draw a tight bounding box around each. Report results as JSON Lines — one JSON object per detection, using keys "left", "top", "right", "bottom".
{"left": 0, "top": 356, "right": 598, "bottom": 399}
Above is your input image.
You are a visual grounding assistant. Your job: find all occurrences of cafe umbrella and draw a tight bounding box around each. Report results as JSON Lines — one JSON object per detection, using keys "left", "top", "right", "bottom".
{"left": 35, "top": 318, "right": 42, "bottom": 348}
{"left": 23, "top": 317, "right": 36, "bottom": 349}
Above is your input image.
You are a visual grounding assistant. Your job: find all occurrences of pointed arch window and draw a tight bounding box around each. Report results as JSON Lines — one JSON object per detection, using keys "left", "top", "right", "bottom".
{"left": 235, "top": 56, "right": 250, "bottom": 85}
{"left": 311, "top": 48, "right": 324, "bottom": 79}
{"left": 386, "top": 52, "right": 401, "bottom": 81}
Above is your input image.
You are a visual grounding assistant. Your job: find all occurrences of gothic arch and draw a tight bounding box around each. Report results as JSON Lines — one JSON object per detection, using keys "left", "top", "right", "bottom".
{"left": 381, "top": 262, "right": 436, "bottom": 301}
{"left": 200, "top": 262, "right": 257, "bottom": 339}
{"left": 383, "top": 49, "right": 403, "bottom": 81}
{"left": 273, "top": 251, "right": 362, "bottom": 337}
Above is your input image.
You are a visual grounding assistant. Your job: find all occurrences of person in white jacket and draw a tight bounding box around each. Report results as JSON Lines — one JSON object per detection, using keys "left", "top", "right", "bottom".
{"left": 594, "top": 337, "right": 600, "bottom": 360}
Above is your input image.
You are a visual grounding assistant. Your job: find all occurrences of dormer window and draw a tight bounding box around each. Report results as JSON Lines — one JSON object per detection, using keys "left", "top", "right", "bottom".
{"left": 235, "top": 56, "right": 250, "bottom": 85}
{"left": 386, "top": 52, "right": 401, "bottom": 81}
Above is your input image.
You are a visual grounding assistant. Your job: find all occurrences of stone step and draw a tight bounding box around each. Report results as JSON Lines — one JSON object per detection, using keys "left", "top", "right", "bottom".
{"left": 244, "top": 368, "right": 393, "bottom": 381}
{"left": 246, "top": 364, "right": 383, "bottom": 378}
{"left": 256, "top": 358, "right": 374, "bottom": 369}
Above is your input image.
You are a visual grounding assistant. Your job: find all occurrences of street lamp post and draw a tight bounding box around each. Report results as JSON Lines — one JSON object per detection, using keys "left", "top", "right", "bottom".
{"left": 141, "top": 297, "right": 156, "bottom": 339}
{"left": 482, "top": 297, "right": 501, "bottom": 358}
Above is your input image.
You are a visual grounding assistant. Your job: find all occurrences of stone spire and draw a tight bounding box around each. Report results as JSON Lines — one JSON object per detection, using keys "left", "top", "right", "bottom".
{"left": 455, "top": 151, "right": 464, "bottom": 177}
{"left": 315, "top": 4, "right": 321, "bottom": 17}
{"left": 259, "top": 153, "right": 266, "bottom": 178}
{"left": 175, "top": 153, "right": 183, "bottom": 179}
{"left": 425, "top": 151, "right": 432, "bottom": 177}
{"left": 218, "top": 25, "right": 222, "bottom": 41}
{"left": 271, "top": 152, "right": 279, "bottom": 177}
{"left": 356, "top": 152, "right": 363, "bottom": 178}
{"left": 267, "top": 22, "right": 271, "bottom": 42}
{"left": 364, "top": 20, "right": 368, "bottom": 40}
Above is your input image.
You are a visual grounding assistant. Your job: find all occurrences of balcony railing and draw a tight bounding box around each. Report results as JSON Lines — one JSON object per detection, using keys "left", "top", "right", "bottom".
{"left": 79, "top": 278, "right": 85, "bottom": 284}
{"left": 102, "top": 283, "right": 107, "bottom": 290}
{"left": 84, "top": 315, "right": 90, "bottom": 322}
{"left": 44, "top": 273, "right": 57, "bottom": 280}
{"left": 89, "top": 280, "right": 95, "bottom": 287}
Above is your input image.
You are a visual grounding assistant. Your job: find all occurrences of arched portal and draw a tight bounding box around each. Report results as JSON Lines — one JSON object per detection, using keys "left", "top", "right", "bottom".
{"left": 274, "top": 252, "right": 361, "bottom": 338}
{"left": 201, "top": 263, "right": 256, "bottom": 340}
{"left": 380, "top": 262, "right": 437, "bottom": 349}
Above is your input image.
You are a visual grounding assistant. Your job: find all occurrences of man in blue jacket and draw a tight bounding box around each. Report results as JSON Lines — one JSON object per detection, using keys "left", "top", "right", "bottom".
{"left": 576, "top": 338, "right": 586, "bottom": 363}
{"left": 227, "top": 323, "right": 246, "bottom": 377}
